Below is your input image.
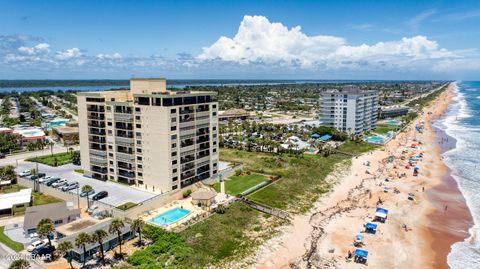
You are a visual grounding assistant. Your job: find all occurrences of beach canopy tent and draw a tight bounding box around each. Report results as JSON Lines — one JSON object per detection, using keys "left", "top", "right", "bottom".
{"left": 374, "top": 208, "right": 389, "bottom": 223}
{"left": 354, "top": 249, "right": 369, "bottom": 264}
{"left": 319, "top": 134, "right": 333, "bottom": 141}
{"left": 365, "top": 222, "right": 378, "bottom": 234}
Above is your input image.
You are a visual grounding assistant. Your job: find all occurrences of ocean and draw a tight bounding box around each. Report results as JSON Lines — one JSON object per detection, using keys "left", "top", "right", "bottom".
{"left": 435, "top": 81, "right": 480, "bottom": 268}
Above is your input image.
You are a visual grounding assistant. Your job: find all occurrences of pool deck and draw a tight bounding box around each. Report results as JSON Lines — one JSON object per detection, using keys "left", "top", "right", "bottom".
{"left": 141, "top": 197, "right": 205, "bottom": 230}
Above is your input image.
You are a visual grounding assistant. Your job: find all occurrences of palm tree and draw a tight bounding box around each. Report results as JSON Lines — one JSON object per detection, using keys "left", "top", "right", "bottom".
{"left": 130, "top": 218, "right": 145, "bottom": 246}
{"left": 49, "top": 141, "right": 55, "bottom": 156}
{"left": 108, "top": 218, "right": 125, "bottom": 256}
{"left": 57, "top": 241, "right": 74, "bottom": 269}
{"left": 216, "top": 204, "right": 226, "bottom": 214}
{"left": 37, "top": 218, "right": 55, "bottom": 247}
{"left": 81, "top": 185, "right": 93, "bottom": 209}
{"left": 0, "top": 165, "right": 17, "bottom": 184}
{"left": 8, "top": 259, "right": 29, "bottom": 269}
{"left": 75, "top": 232, "right": 91, "bottom": 268}
{"left": 91, "top": 229, "right": 108, "bottom": 263}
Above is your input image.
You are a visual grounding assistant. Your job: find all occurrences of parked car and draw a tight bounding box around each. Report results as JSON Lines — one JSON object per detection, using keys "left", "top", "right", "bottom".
{"left": 37, "top": 172, "right": 46, "bottom": 178}
{"left": 51, "top": 179, "right": 68, "bottom": 188}
{"left": 27, "top": 239, "right": 48, "bottom": 252}
{"left": 31, "top": 245, "right": 55, "bottom": 257}
{"left": 61, "top": 182, "right": 79, "bottom": 192}
{"left": 38, "top": 176, "right": 53, "bottom": 184}
{"left": 92, "top": 191, "right": 108, "bottom": 201}
{"left": 80, "top": 188, "right": 95, "bottom": 197}
{"left": 19, "top": 170, "right": 31, "bottom": 177}
{"left": 45, "top": 177, "right": 61, "bottom": 186}
{"left": 87, "top": 204, "right": 99, "bottom": 214}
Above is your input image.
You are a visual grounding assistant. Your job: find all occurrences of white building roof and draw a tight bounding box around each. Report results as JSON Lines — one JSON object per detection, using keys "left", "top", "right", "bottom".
{"left": 281, "top": 136, "right": 310, "bottom": 150}
{"left": 13, "top": 128, "right": 45, "bottom": 139}
{"left": 0, "top": 188, "right": 32, "bottom": 210}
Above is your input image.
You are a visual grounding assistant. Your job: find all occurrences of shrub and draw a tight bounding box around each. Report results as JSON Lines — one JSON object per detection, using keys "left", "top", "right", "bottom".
{"left": 234, "top": 169, "right": 242, "bottom": 176}
{"left": 183, "top": 189, "right": 192, "bottom": 198}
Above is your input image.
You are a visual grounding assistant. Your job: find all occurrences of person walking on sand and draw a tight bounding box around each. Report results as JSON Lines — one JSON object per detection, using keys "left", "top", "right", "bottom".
{"left": 445, "top": 205, "right": 448, "bottom": 212}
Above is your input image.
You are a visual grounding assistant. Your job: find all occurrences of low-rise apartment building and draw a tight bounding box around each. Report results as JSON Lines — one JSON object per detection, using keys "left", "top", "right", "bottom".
{"left": 77, "top": 78, "right": 219, "bottom": 193}
{"left": 319, "top": 87, "right": 379, "bottom": 135}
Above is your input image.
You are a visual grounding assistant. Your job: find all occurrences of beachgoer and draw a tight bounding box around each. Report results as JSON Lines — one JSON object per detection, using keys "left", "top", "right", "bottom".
{"left": 422, "top": 186, "right": 425, "bottom": 192}
{"left": 445, "top": 205, "right": 448, "bottom": 212}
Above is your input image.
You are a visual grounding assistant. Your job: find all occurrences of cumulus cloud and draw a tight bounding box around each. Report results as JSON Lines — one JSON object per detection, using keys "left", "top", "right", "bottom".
{"left": 55, "top": 48, "right": 81, "bottom": 60}
{"left": 18, "top": 43, "right": 50, "bottom": 55}
{"left": 198, "top": 15, "right": 473, "bottom": 73}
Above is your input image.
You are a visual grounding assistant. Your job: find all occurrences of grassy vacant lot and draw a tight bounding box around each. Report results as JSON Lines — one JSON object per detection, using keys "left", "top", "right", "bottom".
{"left": 220, "top": 148, "right": 350, "bottom": 213}
{"left": 32, "top": 191, "right": 63, "bottom": 206}
{"left": 177, "top": 203, "right": 284, "bottom": 268}
{"left": 213, "top": 174, "right": 268, "bottom": 196}
{"left": 0, "top": 184, "right": 28, "bottom": 194}
{"left": 116, "top": 202, "right": 138, "bottom": 211}
{"left": 26, "top": 151, "right": 77, "bottom": 167}
{"left": 0, "top": 226, "right": 24, "bottom": 251}
{"left": 336, "top": 141, "right": 380, "bottom": 155}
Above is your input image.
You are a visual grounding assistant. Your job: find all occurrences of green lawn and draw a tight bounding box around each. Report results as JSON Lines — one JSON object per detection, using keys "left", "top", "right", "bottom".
{"left": 116, "top": 202, "right": 138, "bottom": 211}
{"left": 220, "top": 148, "right": 350, "bottom": 213}
{"left": 213, "top": 174, "right": 268, "bottom": 196}
{"left": 0, "top": 226, "right": 24, "bottom": 251}
{"left": 32, "top": 191, "right": 63, "bottom": 206}
{"left": 177, "top": 203, "right": 284, "bottom": 268}
{"left": 0, "top": 184, "right": 28, "bottom": 194}
{"left": 26, "top": 151, "right": 78, "bottom": 167}
{"left": 336, "top": 140, "right": 380, "bottom": 155}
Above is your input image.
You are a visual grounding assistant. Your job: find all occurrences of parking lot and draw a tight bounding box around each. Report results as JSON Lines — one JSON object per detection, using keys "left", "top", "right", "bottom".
{"left": 15, "top": 161, "right": 157, "bottom": 207}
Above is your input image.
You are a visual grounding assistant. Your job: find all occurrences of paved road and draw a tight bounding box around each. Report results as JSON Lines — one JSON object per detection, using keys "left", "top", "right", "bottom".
{"left": 0, "top": 145, "right": 79, "bottom": 166}
{"left": 0, "top": 243, "right": 42, "bottom": 269}
{"left": 15, "top": 161, "right": 157, "bottom": 207}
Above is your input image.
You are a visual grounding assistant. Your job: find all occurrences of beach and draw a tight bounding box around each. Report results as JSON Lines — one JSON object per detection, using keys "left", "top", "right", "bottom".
{"left": 252, "top": 82, "right": 473, "bottom": 269}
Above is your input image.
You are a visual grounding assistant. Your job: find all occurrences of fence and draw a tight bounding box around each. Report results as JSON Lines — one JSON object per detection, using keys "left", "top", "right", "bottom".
{"left": 17, "top": 177, "right": 88, "bottom": 209}
{"left": 240, "top": 198, "right": 291, "bottom": 220}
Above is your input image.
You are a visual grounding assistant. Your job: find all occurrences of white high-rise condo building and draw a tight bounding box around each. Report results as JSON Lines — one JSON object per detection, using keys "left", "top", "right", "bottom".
{"left": 77, "top": 78, "right": 219, "bottom": 193}
{"left": 319, "top": 87, "right": 379, "bottom": 135}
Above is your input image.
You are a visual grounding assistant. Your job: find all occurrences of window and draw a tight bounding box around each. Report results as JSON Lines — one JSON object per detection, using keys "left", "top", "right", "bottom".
{"left": 171, "top": 143, "right": 176, "bottom": 148}
{"left": 107, "top": 122, "right": 112, "bottom": 126}
{"left": 54, "top": 219, "right": 63, "bottom": 225}
{"left": 172, "top": 176, "right": 178, "bottom": 182}
{"left": 171, "top": 152, "right": 177, "bottom": 157}
{"left": 171, "top": 117, "right": 176, "bottom": 123}
{"left": 136, "top": 140, "right": 142, "bottom": 145}
{"left": 138, "top": 172, "right": 143, "bottom": 177}
{"left": 137, "top": 164, "right": 143, "bottom": 169}
{"left": 109, "top": 161, "right": 113, "bottom": 165}
{"left": 212, "top": 104, "right": 217, "bottom": 109}
{"left": 108, "top": 145, "right": 113, "bottom": 150}
{"left": 136, "top": 124, "right": 141, "bottom": 128}
{"left": 212, "top": 112, "right": 217, "bottom": 116}
{"left": 171, "top": 126, "right": 177, "bottom": 131}
{"left": 138, "top": 180, "right": 143, "bottom": 185}
{"left": 137, "top": 97, "right": 150, "bottom": 105}
{"left": 108, "top": 130, "right": 112, "bottom": 135}
{"left": 172, "top": 168, "right": 177, "bottom": 173}
{"left": 135, "top": 107, "right": 141, "bottom": 112}
{"left": 137, "top": 156, "right": 142, "bottom": 161}
{"left": 171, "top": 135, "right": 177, "bottom": 140}
{"left": 172, "top": 185, "right": 178, "bottom": 190}
{"left": 135, "top": 116, "right": 140, "bottom": 120}
{"left": 170, "top": 108, "right": 176, "bottom": 113}
{"left": 213, "top": 148, "right": 217, "bottom": 153}
{"left": 213, "top": 126, "right": 216, "bottom": 130}
{"left": 136, "top": 132, "right": 141, "bottom": 137}
{"left": 109, "top": 153, "right": 113, "bottom": 157}
{"left": 172, "top": 160, "right": 177, "bottom": 165}
{"left": 137, "top": 148, "right": 142, "bottom": 153}
{"left": 109, "top": 168, "right": 114, "bottom": 172}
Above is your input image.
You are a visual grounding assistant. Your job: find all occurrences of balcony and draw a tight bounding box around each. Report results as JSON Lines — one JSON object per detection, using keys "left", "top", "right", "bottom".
{"left": 90, "top": 156, "right": 108, "bottom": 165}
{"left": 118, "top": 170, "right": 135, "bottom": 178}
{"left": 115, "top": 137, "right": 134, "bottom": 145}
{"left": 118, "top": 162, "right": 134, "bottom": 170}
{"left": 116, "top": 152, "right": 135, "bottom": 161}
{"left": 181, "top": 171, "right": 195, "bottom": 180}
{"left": 91, "top": 166, "right": 107, "bottom": 174}
{"left": 180, "top": 109, "right": 194, "bottom": 115}
{"left": 114, "top": 113, "right": 133, "bottom": 122}
{"left": 181, "top": 155, "right": 195, "bottom": 164}
{"left": 87, "top": 107, "right": 105, "bottom": 113}
{"left": 90, "top": 149, "right": 107, "bottom": 156}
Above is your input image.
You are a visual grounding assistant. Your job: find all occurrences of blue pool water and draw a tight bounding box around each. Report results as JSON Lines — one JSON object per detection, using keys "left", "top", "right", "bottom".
{"left": 48, "top": 119, "right": 69, "bottom": 128}
{"left": 150, "top": 208, "right": 191, "bottom": 226}
{"left": 366, "top": 136, "right": 384, "bottom": 143}
{"left": 385, "top": 120, "right": 401, "bottom": 125}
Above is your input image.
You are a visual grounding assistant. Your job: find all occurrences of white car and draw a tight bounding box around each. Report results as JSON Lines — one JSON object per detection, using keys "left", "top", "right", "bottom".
{"left": 18, "top": 170, "right": 31, "bottom": 177}
{"left": 26, "top": 239, "right": 48, "bottom": 252}
{"left": 52, "top": 179, "right": 68, "bottom": 188}
{"left": 38, "top": 176, "right": 53, "bottom": 183}
{"left": 87, "top": 204, "right": 98, "bottom": 214}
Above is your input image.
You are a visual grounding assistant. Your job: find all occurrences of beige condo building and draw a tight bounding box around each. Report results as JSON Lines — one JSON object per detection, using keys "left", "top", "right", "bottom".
{"left": 77, "top": 78, "right": 219, "bottom": 193}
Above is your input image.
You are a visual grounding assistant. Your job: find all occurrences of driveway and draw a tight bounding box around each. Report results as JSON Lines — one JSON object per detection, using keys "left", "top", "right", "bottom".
{"left": 15, "top": 161, "right": 157, "bottom": 207}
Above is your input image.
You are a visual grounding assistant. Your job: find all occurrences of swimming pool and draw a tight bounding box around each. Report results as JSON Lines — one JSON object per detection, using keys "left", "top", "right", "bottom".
{"left": 150, "top": 208, "right": 191, "bottom": 226}
{"left": 384, "top": 120, "right": 401, "bottom": 126}
{"left": 366, "top": 136, "right": 385, "bottom": 144}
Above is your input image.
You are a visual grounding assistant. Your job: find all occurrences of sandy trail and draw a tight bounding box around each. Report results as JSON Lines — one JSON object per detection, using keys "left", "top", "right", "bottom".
{"left": 252, "top": 83, "right": 465, "bottom": 269}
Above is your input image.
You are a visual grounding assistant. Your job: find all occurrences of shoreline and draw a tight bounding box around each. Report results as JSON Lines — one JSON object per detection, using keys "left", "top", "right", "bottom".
{"left": 251, "top": 82, "right": 473, "bottom": 269}
{"left": 427, "top": 89, "right": 474, "bottom": 269}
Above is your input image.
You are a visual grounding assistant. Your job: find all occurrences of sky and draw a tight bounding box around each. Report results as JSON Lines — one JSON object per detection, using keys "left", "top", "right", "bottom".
{"left": 1, "top": 0, "right": 480, "bottom": 80}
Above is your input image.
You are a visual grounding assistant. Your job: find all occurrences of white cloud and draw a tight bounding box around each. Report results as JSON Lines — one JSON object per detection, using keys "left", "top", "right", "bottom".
{"left": 198, "top": 15, "right": 345, "bottom": 67}
{"left": 96, "top": 53, "right": 122, "bottom": 60}
{"left": 198, "top": 15, "right": 470, "bottom": 73}
{"left": 17, "top": 43, "right": 50, "bottom": 55}
{"left": 55, "top": 48, "right": 81, "bottom": 60}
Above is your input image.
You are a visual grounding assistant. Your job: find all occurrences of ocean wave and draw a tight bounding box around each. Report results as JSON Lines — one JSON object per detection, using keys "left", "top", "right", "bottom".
{"left": 441, "top": 82, "right": 480, "bottom": 268}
